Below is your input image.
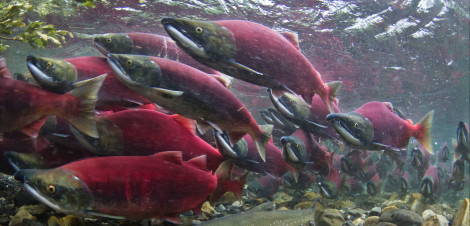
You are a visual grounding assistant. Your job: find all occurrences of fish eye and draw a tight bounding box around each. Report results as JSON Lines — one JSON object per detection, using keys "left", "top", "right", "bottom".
{"left": 195, "top": 27, "right": 203, "bottom": 34}
{"left": 296, "top": 144, "right": 300, "bottom": 148}
{"left": 126, "top": 60, "right": 133, "bottom": 67}
{"left": 354, "top": 123, "right": 358, "bottom": 128}
{"left": 47, "top": 62, "right": 53, "bottom": 68}
{"left": 106, "top": 38, "right": 112, "bottom": 44}
{"left": 47, "top": 185, "right": 56, "bottom": 193}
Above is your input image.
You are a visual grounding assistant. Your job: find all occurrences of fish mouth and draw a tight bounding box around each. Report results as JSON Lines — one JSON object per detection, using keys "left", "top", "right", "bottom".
{"left": 319, "top": 182, "right": 334, "bottom": 199}
{"left": 420, "top": 177, "right": 433, "bottom": 196}
{"left": 26, "top": 55, "right": 59, "bottom": 88}
{"left": 161, "top": 18, "right": 207, "bottom": 58}
{"left": 399, "top": 177, "right": 409, "bottom": 192}
{"left": 457, "top": 121, "right": 468, "bottom": 148}
{"left": 214, "top": 130, "right": 239, "bottom": 160}
{"left": 24, "top": 182, "right": 64, "bottom": 212}
{"left": 5, "top": 151, "right": 23, "bottom": 171}
{"left": 106, "top": 54, "right": 140, "bottom": 88}
{"left": 366, "top": 182, "right": 377, "bottom": 196}
{"left": 326, "top": 113, "right": 363, "bottom": 147}
{"left": 26, "top": 55, "right": 77, "bottom": 93}
{"left": 93, "top": 40, "right": 109, "bottom": 56}
{"left": 280, "top": 139, "right": 300, "bottom": 163}
{"left": 268, "top": 89, "right": 296, "bottom": 119}
{"left": 259, "top": 109, "right": 274, "bottom": 125}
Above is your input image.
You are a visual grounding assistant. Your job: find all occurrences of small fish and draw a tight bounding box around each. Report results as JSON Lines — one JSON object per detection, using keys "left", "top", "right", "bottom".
{"left": 410, "top": 146, "right": 431, "bottom": 180}
{"left": 454, "top": 121, "right": 469, "bottom": 163}
{"left": 26, "top": 55, "right": 150, "bottom": 110}
{"left": 327, "top": 101, "right": 434, "bottom": 154}
{"left": 215, "top": 131, "right": 293, "bottom": 178}
{"left": 15, "top": 151, "right": 218, "bottom": 222}
{"left": 448, "top": 158, "right": 465, "bottom": 191}
{"left": 107, "top": 54, "right": 272, "bottom": 161}
{"left": 366, "top": 173, "right": 381, "bottom": 196}
{"left": 161, "top": 18, "right": 342, "bottom": 113}
{"left": 0, "top": 61, "right": 105, "bottom": 138}
{"left": 93, "top": 32, "right": 221, "bottom": 75}
{"left": 438, "top": 142, "right": 450, "bottom": 163}
{"left": 318, "top": 168, "right": 342, "bottom": 199}
{"left": 269, "top": 90, "right": 339, "bottom": 140}
{"left": 341, "top": 176, "right": 363, "bottom": 196}
{"left": 280, "top": 129, "right": 332, "bottom": 181}
{"left": 200, "top": 201, "right": 317, "bottom": 226}
{"left": 420, "top": 166, "right": 440, "bottom": 199}
{"left": 246, "top": 175, "right": 282, "bottom": 199}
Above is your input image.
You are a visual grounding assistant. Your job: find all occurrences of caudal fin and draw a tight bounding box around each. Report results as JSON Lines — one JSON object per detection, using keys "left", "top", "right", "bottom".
{"left": 67, "top": 74, "right": 107, "bottom": 138}
{"left": 415, "top": 110, "right": 434, "bottom": 154}
{"left": 253, "top": 124, "right": 273, "bottom": 162}
{"left": 323, "top": 81, "right": 342, "bottom": 113}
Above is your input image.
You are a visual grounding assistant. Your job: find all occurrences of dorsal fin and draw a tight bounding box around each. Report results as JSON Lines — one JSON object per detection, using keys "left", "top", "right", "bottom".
{"left": 171, "top": 114, "right": 196, "bottom": 135}
{"left": 281, "top": 32, "right": 300, "bottom": 50}
{"left": 383, "top": 102, "right": 394, "bottom": 112}
{"left": 209, "top": 73, "right": 233, "bottom": 89}
{"left": 152, "top": 151, "right": 183, "bottom": 165}
{"left": 187, "top": 155, "right": 208, "bottom": 171}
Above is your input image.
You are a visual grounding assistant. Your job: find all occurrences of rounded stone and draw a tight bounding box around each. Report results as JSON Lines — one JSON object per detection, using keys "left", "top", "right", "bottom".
{"left": 422, "top": 209, "right": 436, "bottom": 219}
{"left": 364, "top": 216, "right": 380, "bottom": 226}
{"left": 379, "top": 209, "right": 422, "bottom": 226}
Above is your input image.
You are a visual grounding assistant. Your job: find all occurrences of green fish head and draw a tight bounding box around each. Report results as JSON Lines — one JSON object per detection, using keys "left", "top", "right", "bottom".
{"left": 280, "top": 135, "right": 306, "bottom": 164}
{"left": 214, "top": 130, "right": 249, "bottom": 161}
{"left": 269, "top": 90, "right": 310, "bottom": 120}
{"left": 420, "top": 176, "right": 434, "bottom": 197}
{"left": 93, "top": 33, "right": 134, "bottom": 55}
{"left": 318, "top": 179, "right": 338, "bottom": 199}
{"left": 26, "top": 55, "right": 78, "bottom": 93}
{"left": 326, "top": 112, "right": 374, "bottom": 148}
{"left": 161, "top": 18, "right": 235, "bottom": 60}
{"left": 366, "top": 180, "right": 378, "bottom": 196}
{"left": 107, "top": 54, "right": 162, "bottom": 88}
{"left": 16, "top": 168, "right": 92, "bottom": 215}
{"left": 399, "top": 177, "right": 409, "bottom": 193}
{"left": 340, "top": 155, "right": 357, "bottom": 175}
{"left": 5, "top": 151, "right": 50, "bottom": 171}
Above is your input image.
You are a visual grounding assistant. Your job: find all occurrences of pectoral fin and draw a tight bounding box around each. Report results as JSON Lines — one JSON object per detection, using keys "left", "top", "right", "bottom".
{"left": 152, "top": 87, "right": 183, "bottom": 98}
{"left": 228, "top": 60, "right": 263, "bottom": 76}
{"left": 86, "top": 211, "right": 126, "bottom": 220}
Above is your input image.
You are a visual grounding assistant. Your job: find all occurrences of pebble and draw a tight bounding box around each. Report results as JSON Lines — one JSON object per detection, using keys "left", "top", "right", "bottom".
{"left": 363, "top": 216, "right": 379, "bottom": 226}
{"left": 381, "top": 205, "right": 397, "bottom": 214}
{"left": 422, "top": 209, "right": 436, "bottom": 219}
{"left": 8, "top": 208, "right": 38, "bottom": 226}
{"left": 317, "top": 209, "right": 345, "bottom": 226}
{"left": 201, "top": 201, "right": 216, "bottom": 219}
{"left": 370, "top": 207, "right": 382, "bottom": 216}
{"left": 422, "top": 215, "right": 448, "bottom": 226}
{"left": 48, "top": 215, "right": 84, "bottom": 226}
{"left": 379, "top": 209, "right": 422, "bottom": 226}
{"left": 376, "top": 223, "right": 397, "bottom": 226}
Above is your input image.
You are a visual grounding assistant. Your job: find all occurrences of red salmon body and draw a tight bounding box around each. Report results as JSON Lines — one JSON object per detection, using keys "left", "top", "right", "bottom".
{"left": 355, "top": 102, "right": 433, "bottom": 153}
{"left": 65, "top": 56, "right": 151, "bottom": 110}
{"left": 90, "top": 109, "right": 224, "bottom": 171}
{"left": 216, "top": 20, "right": 335, "bottom": 108}
{"left": 62, "top": 152, "right": 217, "bottom": 220}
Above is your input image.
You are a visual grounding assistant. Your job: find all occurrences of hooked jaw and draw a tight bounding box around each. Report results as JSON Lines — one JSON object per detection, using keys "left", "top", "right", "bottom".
{"left": 161, "top": 18, "right": 207, "bottom": 59}
{"left": 326, "top": 112, "right": 372, "bottom": 147}
{"left": 420, "top": 177, "right": 433, "bottom": 197}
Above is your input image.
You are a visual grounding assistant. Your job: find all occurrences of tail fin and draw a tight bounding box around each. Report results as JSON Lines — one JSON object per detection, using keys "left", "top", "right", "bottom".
{"left": 253, "top": 124, "right": 273, "bottom": 162}
{"left": 67, "top": 74, "right": 107, "bottom": 138}
{"left": 415, "top": 110, "right": 434, "bottom": 154}
{"left": 323, "top": 81, "right": 342, "bottom": 113}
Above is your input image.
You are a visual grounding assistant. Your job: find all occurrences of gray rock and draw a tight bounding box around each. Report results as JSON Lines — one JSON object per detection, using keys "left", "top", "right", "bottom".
{"left": 370, "top": 207, "right": 382, "bottom": 216}
{"left": 317, "top": 209, "right": 345, "bottom": 226}
{"left": 348, "top": 208, "right": 366, "bottom": 217}
{"left": 379, "top": 209, "right": 422, "bottom": 226}
{"left": 376, "top": 223, "right": 397, "bottom": 226}
{"left": 364, "top": 216, "right": 379, "bottom": 226}
{"left": 422, "top": 209, "right": 436, "bottom": 219}
{"left": 422, "top": 214, "right": 448, "bottom": 226}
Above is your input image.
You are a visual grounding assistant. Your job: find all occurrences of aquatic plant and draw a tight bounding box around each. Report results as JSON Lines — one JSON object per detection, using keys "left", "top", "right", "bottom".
{"left": 0, "top": 1, "right": 97, "bottom": 52}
